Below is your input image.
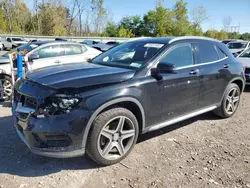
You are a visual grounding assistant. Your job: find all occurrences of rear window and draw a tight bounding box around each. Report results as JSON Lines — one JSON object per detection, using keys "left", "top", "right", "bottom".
{"left": 195, "top": 42, "right": 219, "bottom": 63}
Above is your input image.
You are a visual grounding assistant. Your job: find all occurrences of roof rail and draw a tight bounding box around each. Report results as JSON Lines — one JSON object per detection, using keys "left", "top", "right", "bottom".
{"left": 169, "top": 36, "right": 219, "bottom": 43}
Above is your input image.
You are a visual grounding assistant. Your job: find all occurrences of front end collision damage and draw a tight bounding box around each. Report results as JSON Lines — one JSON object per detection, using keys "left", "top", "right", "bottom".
{"left": 12, "top": 68, "right": 144, "bottom": 158}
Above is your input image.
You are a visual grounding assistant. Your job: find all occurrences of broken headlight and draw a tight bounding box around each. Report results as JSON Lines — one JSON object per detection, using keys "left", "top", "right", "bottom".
{"left": 40, "top": 95, "right": 82, "bottom": 116}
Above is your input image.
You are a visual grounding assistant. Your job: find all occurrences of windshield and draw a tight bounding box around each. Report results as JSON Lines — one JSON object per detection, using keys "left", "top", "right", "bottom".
{"left": 240, "top": 48, "right": 250, "bottom": 58}
{"left": 12, "top": 38, "right": 24, "bottom": 41}
{"left": 3, "top": 43, "right": 39, "bottom": 56}
{"left": 227, "top": 42, "right": 247, "bottom": 49}
{"left": 92, "top": 41, "right": 165, "bottom": 69}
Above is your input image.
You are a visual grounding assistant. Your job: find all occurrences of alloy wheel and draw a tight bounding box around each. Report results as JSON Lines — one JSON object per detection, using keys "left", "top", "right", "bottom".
{"left": 0, "top": 78, "right": 12, "bottom": 101}
{"left": 97, "top": 116, "right": 136, "bottom": 160}
{"left": 225, "top": 87, "right": 240, "bottom": 115}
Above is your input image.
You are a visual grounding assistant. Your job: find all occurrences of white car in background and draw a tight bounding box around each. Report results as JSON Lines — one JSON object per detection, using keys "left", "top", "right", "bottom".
{"left": 6, "top": 37, "right": 27, "bottom": 48}
{"left": 0, "top": 37, "right": 12, "bottom": 50}
{"left": 0, "top": 41, "right": 102, "bottom": 101}
{"left": 237, "top": 48, "right": 250, "bottom": 85}
{"left": 227, "top": 40, "right": 250, "bottom": 57}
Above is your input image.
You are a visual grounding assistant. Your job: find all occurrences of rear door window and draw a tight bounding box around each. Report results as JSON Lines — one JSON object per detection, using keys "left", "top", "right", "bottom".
{"left": 64, "top": 44, "right": 85, "bottom": 55}
{"left": 194, "top": 42, "right": 220, "bottom": 64}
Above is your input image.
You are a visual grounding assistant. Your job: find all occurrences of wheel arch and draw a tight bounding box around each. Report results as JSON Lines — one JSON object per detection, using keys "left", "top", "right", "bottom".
{"left": 230, "top": 77, "right": 245, "bottom": 93}
{"left": 82, "top": 97, "right": 146, "bottom": 148}
{"left": 220, "top": 77, "right": 245, "bottom": 104}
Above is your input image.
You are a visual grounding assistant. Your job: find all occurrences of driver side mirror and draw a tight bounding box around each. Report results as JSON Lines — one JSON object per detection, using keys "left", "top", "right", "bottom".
{"left": 28, "top": 54, "right": 39, "bottom": 62}
{"left": 151, "top": 62, "right": 176, "bottom": 80}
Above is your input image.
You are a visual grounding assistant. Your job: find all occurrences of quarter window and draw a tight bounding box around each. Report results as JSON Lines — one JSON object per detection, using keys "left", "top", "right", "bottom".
{"left": 215, "top": 45, "right": 227, "bottom": 59}
{"left": 195, "top": 42, "right": 219, "bottom": 63}
{"left": 160, "top": 44, "right": 194, "bottom": 68}
{"left": 35, "top": 45, "right": 64, "bottom": 58}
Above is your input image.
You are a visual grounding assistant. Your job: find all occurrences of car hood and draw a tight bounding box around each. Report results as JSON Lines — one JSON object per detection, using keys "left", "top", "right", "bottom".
{"left": 0, "top": 56, "right": 10, "bottom": 64}
{"left": 26, "top": 63, "right": 136, "bottom": 89}
{"left": 237, "top": 57, "right": 250, "bottom": 67}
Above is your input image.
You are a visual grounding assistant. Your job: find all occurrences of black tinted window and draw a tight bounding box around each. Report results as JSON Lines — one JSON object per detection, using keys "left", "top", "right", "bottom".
{"left": 64, "top": 44, "right": 84, "bottom": 55}
{"left": 215, "top": 46, "right": 227, "bottom": 59}
{"left": 35, "top": 45, "right": 64, "bottom": 58}
{"left": 160, "top": 44, "right": 193, "bottom": 68}
{"left": 195, "top": 42, "right": 219, "bottom": 63}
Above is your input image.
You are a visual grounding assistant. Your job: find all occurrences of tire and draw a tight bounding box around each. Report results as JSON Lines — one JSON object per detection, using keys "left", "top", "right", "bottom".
{"left": 213, "top": 83, "right": 241, "bottom": 118}
{"left": 87, "top": 107, "right": 139, "bottom": 166}
{"left": 0, "top": 75, "right": 13, "bottom": 102}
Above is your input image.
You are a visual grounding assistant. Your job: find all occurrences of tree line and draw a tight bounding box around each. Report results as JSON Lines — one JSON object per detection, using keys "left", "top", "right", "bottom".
{"left": 0, "top": 0, "right": 249, "bottom": 41}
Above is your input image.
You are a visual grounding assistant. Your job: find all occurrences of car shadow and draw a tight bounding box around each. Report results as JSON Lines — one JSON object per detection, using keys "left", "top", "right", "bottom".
{"left": 244, "top": 85, "right": 250, "bottom": 92}
{"left": 0, "top": 111, "right": 217, "bottom": 178}
{"left": 0, "top": 101, "right": 12, "bottom": 108}
{"left": 0, "top": 115, "right": 99, "bottom": 178}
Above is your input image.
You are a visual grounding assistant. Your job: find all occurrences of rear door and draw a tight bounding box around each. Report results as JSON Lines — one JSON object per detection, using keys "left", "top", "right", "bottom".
{"left": 193, "top": 41, "right": 230, "bottom": 108}
{"left": 60, "top": 44, "right": 88, "bottom": 64}
{"left": 28, "top": 44, "right": 65, "bottom": 70}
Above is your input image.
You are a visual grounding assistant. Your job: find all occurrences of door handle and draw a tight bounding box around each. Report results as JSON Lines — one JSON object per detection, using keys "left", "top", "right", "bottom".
{"left": 223, "top": 64, "right": 229, "bottom": 68}
{"left": 189, "top": 69, "right": 199, "bottom": 75}
{"left": 54, "top": 60, "right": 61, "bottom": 64}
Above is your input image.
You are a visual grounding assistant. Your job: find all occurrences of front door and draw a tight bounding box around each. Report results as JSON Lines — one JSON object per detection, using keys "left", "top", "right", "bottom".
{"left": 27, "top": 44, "right": 65, "bottom": 71}
{"left": 145, "top": 43, "right": 200, "bottom": 126}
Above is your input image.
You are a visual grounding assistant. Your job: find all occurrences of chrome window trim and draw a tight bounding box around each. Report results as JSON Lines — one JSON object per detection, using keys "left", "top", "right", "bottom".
{"left": 175, "top": 56, "right": 228, "bottom": 70}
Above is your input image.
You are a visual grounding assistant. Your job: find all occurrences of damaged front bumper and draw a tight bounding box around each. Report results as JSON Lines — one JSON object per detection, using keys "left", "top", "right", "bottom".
{"left": 12, "top": 101, "right": 90, "bottom": 158}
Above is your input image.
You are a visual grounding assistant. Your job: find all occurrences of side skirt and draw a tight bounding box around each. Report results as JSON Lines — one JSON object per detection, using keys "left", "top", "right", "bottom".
{"left": 143, "top": 105, "right": 218, "bottom": 133}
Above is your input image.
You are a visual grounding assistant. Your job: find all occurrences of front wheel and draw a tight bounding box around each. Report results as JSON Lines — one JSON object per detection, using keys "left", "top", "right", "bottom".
{"left": 87, "top": 108, "right": 139, "bottom": 166}
{"left": 213, "top": 83, "right": 241, "bottom": 118}
{"left": 0, "top": 75, "right": 13, "bottom": 101}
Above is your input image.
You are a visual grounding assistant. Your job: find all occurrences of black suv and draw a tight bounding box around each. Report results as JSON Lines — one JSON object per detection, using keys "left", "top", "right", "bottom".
{"left": 12, "top": 37, "right": 245, "bottom": 165}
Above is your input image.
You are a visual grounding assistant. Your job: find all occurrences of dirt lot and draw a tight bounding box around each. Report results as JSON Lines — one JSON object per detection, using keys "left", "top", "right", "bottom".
{"left": 0, "top": 87, "right": 250, "bottom": 188}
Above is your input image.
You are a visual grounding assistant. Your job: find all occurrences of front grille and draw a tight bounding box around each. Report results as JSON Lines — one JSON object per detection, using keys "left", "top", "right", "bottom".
{"left": 24, "top": 96, "right": 37, "bottom": 109}
{"left": 245, "top": 68, "right": 250, "bottom": 74}
{"left": 17, "top": 93, "right": 37, "bottom": 109}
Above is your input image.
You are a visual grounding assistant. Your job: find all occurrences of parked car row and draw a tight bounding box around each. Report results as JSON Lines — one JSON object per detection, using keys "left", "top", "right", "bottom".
{"left": 0, "top": 36, "right": 121, "bottom": 51}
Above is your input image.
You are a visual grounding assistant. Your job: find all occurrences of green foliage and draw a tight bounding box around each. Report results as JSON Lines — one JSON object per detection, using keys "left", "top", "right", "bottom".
{"left": 104, "top": 22, "right": 118, "bottom": 37}
{"left": 240, "top": 33, "right": 250, "bottom": 40}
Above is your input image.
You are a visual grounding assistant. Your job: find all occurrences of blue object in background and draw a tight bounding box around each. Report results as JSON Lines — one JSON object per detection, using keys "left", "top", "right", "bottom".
{"left": 17, "top": 54, "right": 23, "bottom": 78}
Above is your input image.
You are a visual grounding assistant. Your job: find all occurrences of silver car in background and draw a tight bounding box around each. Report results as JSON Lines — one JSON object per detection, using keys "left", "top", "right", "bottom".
{"left": 237, "top": 48, "right": 250, "bottom": 85}
{"left": 0, "top": 41, "right": 102, "bottom": 101}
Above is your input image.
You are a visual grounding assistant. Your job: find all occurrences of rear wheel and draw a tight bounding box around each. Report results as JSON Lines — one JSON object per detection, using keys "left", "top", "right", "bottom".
{"left": 213, "top": 83, "right": 240, "bottom": 118}
{"left": 87, "top": 108, "right": 139, "bottom": 166}
{"left": 0, "top": 75, "right": 13, "bottom": 102}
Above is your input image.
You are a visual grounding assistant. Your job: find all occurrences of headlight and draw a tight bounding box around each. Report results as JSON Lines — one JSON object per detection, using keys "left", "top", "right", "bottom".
{"left": 41, "top": 95, "right": 82, "bottom": 116}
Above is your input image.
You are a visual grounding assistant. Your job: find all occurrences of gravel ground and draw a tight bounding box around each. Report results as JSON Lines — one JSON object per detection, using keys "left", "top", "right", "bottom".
{"left": 0, "top": 87, "right": 250, "bottom": 188}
